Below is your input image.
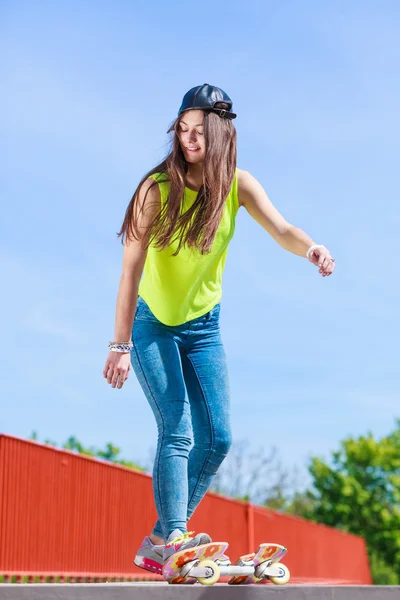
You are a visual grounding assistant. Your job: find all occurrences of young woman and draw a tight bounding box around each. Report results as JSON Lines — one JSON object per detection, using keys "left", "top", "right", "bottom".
{"left": 103, "top": 83, "right": 336, "bottom": 575}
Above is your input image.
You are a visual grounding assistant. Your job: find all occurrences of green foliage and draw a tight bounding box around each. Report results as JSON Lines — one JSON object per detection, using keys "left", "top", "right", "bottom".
{"left": 300, "top": 419, "right": 400, "bottom": 583}
{"left": 285, "top": 490, "right": 317, "bottom": 516}
{"left": 30, "top": 431, "right": 145, "bottom": 472}
{"left": 62, "top": 435, "right": 96, "bottom": 457}
{"left": 369, "top": 550, "right": 399, "bottom": 585}
{"left": 262, "top": 489, "right": 318, "bottom": 516}
{"left": 264, "top": 488, "right": 287, "bottom": 511}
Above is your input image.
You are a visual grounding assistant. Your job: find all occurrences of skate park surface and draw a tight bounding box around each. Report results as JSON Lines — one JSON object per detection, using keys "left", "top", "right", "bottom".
{"left": 1, "top": 584, "right": 399, "bottom": 599}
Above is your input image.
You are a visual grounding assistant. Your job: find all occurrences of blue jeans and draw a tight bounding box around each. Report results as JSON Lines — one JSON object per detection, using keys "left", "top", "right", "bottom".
{"left": 130, "top": 296, "right": 232, "bottom": 541}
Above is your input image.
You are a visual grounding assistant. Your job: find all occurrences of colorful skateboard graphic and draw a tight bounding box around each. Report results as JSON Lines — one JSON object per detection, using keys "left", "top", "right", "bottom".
{"left": 228, "top": 543, "right": 290, "bottom": 585}
{"left": 162, "top": 542, "right": 229, "bottom": 585}
{"left": 162, "top": 540, "right": 289, "bottom": 586}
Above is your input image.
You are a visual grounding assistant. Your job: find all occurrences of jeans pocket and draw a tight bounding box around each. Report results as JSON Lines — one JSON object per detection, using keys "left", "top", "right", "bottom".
{"left": 135, "top": 297, "right": 156, "bottom": 321}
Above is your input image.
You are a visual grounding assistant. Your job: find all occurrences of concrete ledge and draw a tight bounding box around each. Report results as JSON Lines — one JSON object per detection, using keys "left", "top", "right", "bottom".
{"left": 0, "top": 584, "right": 399, "bottom": 600}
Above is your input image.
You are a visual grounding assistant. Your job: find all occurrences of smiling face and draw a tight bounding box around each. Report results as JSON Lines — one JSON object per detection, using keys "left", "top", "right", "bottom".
{"left": 177, "top": 109, "right": 206, "bottom": 164}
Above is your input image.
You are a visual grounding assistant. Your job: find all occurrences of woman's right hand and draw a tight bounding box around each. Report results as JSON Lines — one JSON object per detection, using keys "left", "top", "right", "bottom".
{"left": 103, "top": 351, "right": 131, "bottom": 389}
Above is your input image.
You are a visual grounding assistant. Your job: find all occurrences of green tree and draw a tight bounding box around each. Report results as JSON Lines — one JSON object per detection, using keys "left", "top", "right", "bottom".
{"left": 62, "top": 435, "right": 96, "bottom": 457}
{"left": 298, "top": 419, "right": 400, "bottom": 584}
{"left": 285, "top": 490, "right": 317, "bottom": 516}
{"left": 30, "top": 432, "right": 145, "bottom": 472}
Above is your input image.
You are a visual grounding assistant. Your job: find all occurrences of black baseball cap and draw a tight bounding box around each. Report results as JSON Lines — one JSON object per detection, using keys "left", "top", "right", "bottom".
{"left": 178, "top": 83, "right": 237, "bottom": 120}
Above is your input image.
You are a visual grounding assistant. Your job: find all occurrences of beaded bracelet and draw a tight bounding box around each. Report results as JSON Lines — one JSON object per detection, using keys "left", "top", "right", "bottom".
{"left": 108, "top": 341, "right": 133, "bottom": 353}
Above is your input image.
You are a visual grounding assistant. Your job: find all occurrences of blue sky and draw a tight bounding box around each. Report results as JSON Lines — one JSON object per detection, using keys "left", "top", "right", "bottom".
{"left": 1, "top": 0, "right": 399, "bottom": 491}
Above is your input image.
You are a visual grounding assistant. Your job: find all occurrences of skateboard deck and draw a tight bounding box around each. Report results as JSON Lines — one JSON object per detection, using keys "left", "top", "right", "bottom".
{"left": 162, "top": 541, "right": 229, "bottom": 584}
{"left": 229, "top": 543, "right": 287, "bottom": 585}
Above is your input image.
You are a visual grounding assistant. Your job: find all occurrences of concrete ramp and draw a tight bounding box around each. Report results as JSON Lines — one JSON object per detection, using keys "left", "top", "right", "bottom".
{"left": 1, "top": 584, "right": 399, "bottom": 600}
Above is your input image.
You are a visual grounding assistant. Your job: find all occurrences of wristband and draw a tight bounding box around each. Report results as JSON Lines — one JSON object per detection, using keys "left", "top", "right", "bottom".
{"left": 306, "top": 244, "right": 325, "bottom": 259}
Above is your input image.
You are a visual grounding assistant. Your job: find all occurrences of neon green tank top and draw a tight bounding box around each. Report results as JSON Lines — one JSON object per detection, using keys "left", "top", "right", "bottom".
{"left": 138, "top": 168, "right": 239, "bottom": 325}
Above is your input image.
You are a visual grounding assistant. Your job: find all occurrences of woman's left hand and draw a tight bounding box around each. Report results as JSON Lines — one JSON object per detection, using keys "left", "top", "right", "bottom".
{"left": 308, "top": 246, "right": 336, "bottom": 277}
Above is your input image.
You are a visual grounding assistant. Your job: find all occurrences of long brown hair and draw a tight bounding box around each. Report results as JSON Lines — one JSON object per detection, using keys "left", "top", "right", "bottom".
{"left": 117, "top": 102, "right": 237, "bottom": 256}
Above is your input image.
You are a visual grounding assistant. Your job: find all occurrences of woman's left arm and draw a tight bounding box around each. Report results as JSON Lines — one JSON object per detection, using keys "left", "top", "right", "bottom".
{"left": 238, "top": 169, "right": 336, "bottom": 277}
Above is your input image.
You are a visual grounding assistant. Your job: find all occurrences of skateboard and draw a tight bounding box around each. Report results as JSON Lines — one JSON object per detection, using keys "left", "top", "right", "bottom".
{"left": 162, "top": 542, "right": 229, "bottom": 585}
{"left": 162, "top": 541, "right": 289, "bottom": 586}
{"left": 228, "top": 543, "right": 290, "bottom": 585}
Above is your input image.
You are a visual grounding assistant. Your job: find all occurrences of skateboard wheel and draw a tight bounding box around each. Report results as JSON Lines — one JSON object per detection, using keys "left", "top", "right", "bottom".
{"left": 269, "top": 562, "right": 290, "bottom": 585}
{"left": 196, "top": 559, "right": 220, "bottom": 585}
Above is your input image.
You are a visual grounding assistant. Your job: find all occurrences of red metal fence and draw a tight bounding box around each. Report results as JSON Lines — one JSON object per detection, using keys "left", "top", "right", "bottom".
{"left": 0, "top": 434, "right": 372, "bottom": 583}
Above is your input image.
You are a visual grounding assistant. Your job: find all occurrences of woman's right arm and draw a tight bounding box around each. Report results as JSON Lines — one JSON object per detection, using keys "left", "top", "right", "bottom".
{"left": 103, "top": 178, "right": 160, "bottom": 389}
